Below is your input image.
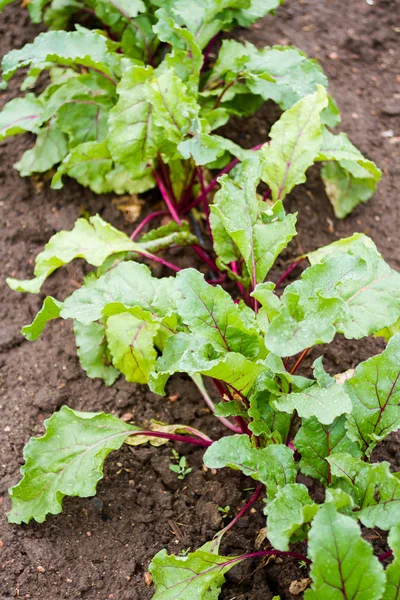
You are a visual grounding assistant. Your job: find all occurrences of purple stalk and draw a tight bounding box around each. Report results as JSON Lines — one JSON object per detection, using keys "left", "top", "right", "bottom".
{"left": 378, "top": 550, "right": 393, "bottom": 562}
{"left": 183, "top": 143, "right": 265, "bottom": 215}
{"left": 154, "top": 170, "right": 182, "bottom": 225}
{"left": 275, "top": 257, "right": 305, "bottom": 288}
{"left": 130, "top": 430, "right": 212, "bottom": 447}
{"left": 139, "top": 250, "right": 181, "bottom": 273}
{"left": 211, "top": 484, "right": 263, "bottom": 551}
{"left": 201, "top": 34, "right": 220, "bottom": 73}
{"left": 130, "top": 210, "right": 169, "bottom": 240}
{"left": 192, "top": 375, "right": 242, "bottom": 434}
{"left": 262, "top": 188, "right": 271, "bottom": 201}
{"left": 192, "top": 245, "right": 219, "bottom": 275}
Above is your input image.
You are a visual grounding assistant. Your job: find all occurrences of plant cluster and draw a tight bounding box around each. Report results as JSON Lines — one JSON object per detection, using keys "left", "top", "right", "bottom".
{"left": 2, "top": 1, "right": 399, "bottom": 599}
{"left": 0, "top": 0, "right": 380, "bottom": 219}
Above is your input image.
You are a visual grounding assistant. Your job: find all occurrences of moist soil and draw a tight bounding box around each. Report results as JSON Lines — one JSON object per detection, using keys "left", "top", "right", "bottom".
{"left": 0, "top": 1, "right": 399, "bottom": 598}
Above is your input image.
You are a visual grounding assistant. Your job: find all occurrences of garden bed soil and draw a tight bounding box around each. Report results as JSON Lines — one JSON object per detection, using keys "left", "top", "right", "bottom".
{"left": 0, "top": 1, "right": 399, "bottom": 598}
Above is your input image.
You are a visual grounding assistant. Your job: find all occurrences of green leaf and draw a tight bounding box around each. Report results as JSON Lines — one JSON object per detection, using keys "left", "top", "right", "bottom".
{"left": 374, "top": 318, "right": 400, "bottom": 342}
{"left": 150, "top": 333, "right": 264, "bottom": 396}
{"left": 52, "top": 141, "right": 152, "bottom": 194}
{"left": 305, "top": 503, "right": 385, "bottom": 600}
{"left": 74, "top": 321, "right": 119, "bottom": 386}
{"left": 149, "top": 543, "right": 238, "bottom": 599}
{"left": 125, "top": 420, "right": 210, "bottom": 447}
{"left": 266, "top": 483, "right": 318, "bottom": 551}
{"left": 247, "top": 389, "right": 291, "bottom": 443}
{"left": 15, "top": 121, "right": 68, "bottom": 176}
{"left": 211, "top": 158, "right": 297, "bottom": 285}
{"left": 265, "top": 234, "right": 400, "bottom": 356}
{"left": 204, "top": 435, "right": 296, "bottom": 499}
{"left": 1, "top": 28, "right": 120, "bottom": 85}
{"left": 55, "top": 95, "right": 113, "bottom": 146}
{"left": 328, "top": 454, "right": 400, "bottom": 530}
{"left": 61, "top": 261, "right": 177, "bottom": 325}
{"left": 0, "top": 94, "right": 43, "bottom": 139}
{"left": 383, "top": 524, "right": 400, "bottom": 600}
{"left": 273, "top": 381, "right": 352, "bottom": 425}
{"left": 107, "top": 65, "right": 160, "bottom": 178}
{"left": 295, "top": 416, "right": 361, "bottom": 485}
{"left": 345, "top": 333, "right": 400, "bottom": 453}
{"left": 260, "top": 85, "right": 328, "bottom": 201}
{"left": 7, "top": 406, "right": 138, "bottom": 524}
{"left": 21, "top": 296, "right": 63, "bottom": 341}
{"left": 175, "top": 269, "right": 262, "bottom": 358}
{"left": 106, "top": 312, "right": 159, "bottom": 384}
{"left": 7, "top": 214, "right": 138, "bottom": 293}
{"left": 317, "top": 130, "right": 381, "bottom": 218}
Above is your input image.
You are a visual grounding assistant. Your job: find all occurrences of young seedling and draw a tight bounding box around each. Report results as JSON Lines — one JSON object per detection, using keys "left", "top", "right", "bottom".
{"left": 0, "top": 0, "right": 379, "bottom": 221}
{"left": 6, "top": 159, "right": 400, "bottom": 599}
{"left": 218, "top": 505, "right": 230, "bottom": 519}
{"left": 169, "top": 449, "right": 192, "bottom": 480}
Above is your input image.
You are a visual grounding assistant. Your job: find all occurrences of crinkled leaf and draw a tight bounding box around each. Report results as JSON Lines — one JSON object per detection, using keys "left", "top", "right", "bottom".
{"left": 175, "top": 269, "right": 262, "bottom": 358}
{"left": 383, "top": 524, "right": 400, "bottom": 600}
{"left": 345, "top": 333, "right": 400, "bottom": 453}
{"left": 273, "top": 381, "right": 352, "bottom": 425}
{"left": 328, "top": 454, "right": 400, "bottom": 530}
{"left": 125, "top": 420, "right": 210, "bottom": 447}
{"left": 295, "top": 416, "right": 361, "bottom": 485}
{"left": 211, "top": 158, "right": 297, "bottom": 284}
{"left": 247, "top": 389, "right": 291, "bottom": 443}
{"left": 139, "top": 221, "right": 197, "bottom": 252}
{"left": 0, "top": 94, "right": 43, "bottom": 139}
{"left": 305, "top": 503, "right": 385, "bottom": 600}
{"left": 7, "top": 214, "right": 138, "bottom": 293}
{"left": 55, "top": 95, "right": 112, "bottom": 146}
{"left": 149, "top": 543, "right": 237, "bottom": 599}
{"left": 7, "top": 406, "right": 138, "bottom": 524}
{"left": 15, "top": 121, "right": 68, "bottom": 176}
{"left": 266, "top": 483, "right": 318, "bottom": 551}
{"left": 74, "top": 321, "right": 119, "bottom": 386}
{"left": 61, "top": 260, "right": 176, "bottom": 324}
{"left": 204, "top": 435, "right": 296, "bottom": 499}
{"left": 106, "top": 312, "right": 159, "bottom": 384}
{"left": 1, "top": 28, "right": 120, "bottom": 85}
{"left": 265, "top": 234, "right": 400, "bottom": 356}
{"left": 260, "top": 85, "right": 328, "bottom": 201}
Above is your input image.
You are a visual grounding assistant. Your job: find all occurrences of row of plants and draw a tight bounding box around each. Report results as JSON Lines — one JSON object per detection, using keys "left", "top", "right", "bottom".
{"left": 2, "top": 1, "right": 399, "bottom": 599}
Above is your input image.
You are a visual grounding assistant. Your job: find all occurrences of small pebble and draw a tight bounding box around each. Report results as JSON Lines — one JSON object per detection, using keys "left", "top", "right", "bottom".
{"left": 37, "top": 566, "right": 45, "bottom": 573}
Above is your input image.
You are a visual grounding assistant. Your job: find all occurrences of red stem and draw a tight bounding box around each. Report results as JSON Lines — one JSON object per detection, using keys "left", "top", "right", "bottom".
{"left": 192, "top": 245, "right": 218, "bottom": 275}
{"left": 275, "top": 257, "right": 305, "bottom": 288}
{"left": 154, "top": 170, "right": 182, "bottom": 225}
{"left": 378, "top": 550, "right": 393, "bottom": 562}
{"left": 214, "top": 80, "right": 235, "bottom": 109}
{"left": 182, "top": 143, "right": 264, "bottom": 215}
{"left": 130, "top": 210, "right": 169, "bottom": 240}
{"left": 139, "top": 250, "right": 181, "bottom": 273}
{"left": 130, "top": 430, "right": 212, "bottom": 447}
{"left": 289, "top": 347, "right": 311, "bottom": 375}
{"left": 201, "top": 33, "right": 220, "bottom": 72}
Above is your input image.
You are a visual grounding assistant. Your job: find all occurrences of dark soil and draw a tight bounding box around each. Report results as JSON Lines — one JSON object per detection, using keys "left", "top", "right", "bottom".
{"left": 0, "top": 1, "right": 399, "bottom": 599}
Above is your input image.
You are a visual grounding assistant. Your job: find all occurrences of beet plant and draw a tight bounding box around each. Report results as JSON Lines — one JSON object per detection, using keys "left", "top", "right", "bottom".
{"left": 6, "top": 152, "right": 400, "bottom": 598}
{"left": 0, "top": 0, "right": 380, "bottom": 220}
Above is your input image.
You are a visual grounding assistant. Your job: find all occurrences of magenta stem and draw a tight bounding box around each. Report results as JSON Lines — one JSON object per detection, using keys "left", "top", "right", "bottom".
{"left": 201, "top": 33, "right": 219, "bottom": 72}
{"left": 154, "top": 170, "right": 182, "bottom": 225}
{"left": 139, "top": 250, "right": 181, "bottom": 273}
{"left": 183, "top": 143, "right": 264, "bottom": 215}
{"left": 378, "top": 550, "right": 393, "bottom": 562}
{"left": 130, "top": 430, "right": 212, "bottom": 447}
{"left": 192, "top": 375, "right": 242, "bottom": 434}
{"left": 238, "top": 550, "right": 311, "bottom": 565}
{"left": 262, "top": 188, "right": 271, "bottom": 201}
{"left": 192, "top": 245, "right": 218, "bottom": 274}
{"left": 130, "top": 210, "right": 169, "bottom": 240}
{"left": 275, "top": 257, "right": 305, "bottom": 288}
{"left": 212, "top": 484, "right": 263, "bottom": 550}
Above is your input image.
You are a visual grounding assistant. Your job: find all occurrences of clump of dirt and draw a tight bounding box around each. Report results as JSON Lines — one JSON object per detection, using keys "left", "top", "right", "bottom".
{"left": 0, "top": 1, "right": 399, "bottom": 598}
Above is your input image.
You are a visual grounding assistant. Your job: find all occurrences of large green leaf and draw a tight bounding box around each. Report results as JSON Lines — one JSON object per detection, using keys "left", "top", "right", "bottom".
{"left": 305, "top": 503, "right": 385, "bottom": 600}
{"left": 260, "top": 85, "right": 327, "bottom": 201}
{"left": 74, "top": 321, "right": 119, "bottom": 386}
{"left": 211, "top": 158, "right": 297, "bottom": 285}
{"left": 328, "top": 454, "right": 400, "bottom": 530}
{"left": 265, "top": 235, "right": 400, "bottom": 356}
{"left": 21, "top": 296, "right": 63, "bottom": 341}
{"left": 295, "top": 416, "right": 361, "bottom": 485}
{"left": 345, "top": 333, "right": 400, "bottom": 453}
{"left": 105, "top": 312, "right": 159, "bottom": 384}
{"left": 1, "top": 28, "right": 121, "bottom": 85}
{"left": 204, "top": 435, "right": 296, "bottom": 499}
{"left": 15, "top": 121, "right": 68, "bottom": 176}
{"left": 7, "top": 214, "right": 138, "bottom": 293}
{"left": 8, "top": 407, "right": 137, "bottom": 524}
{"left": 149, "top": 542, "right": 237, "bottom": 599}
{"left": 383, "top": 525, "right": 400, "bottom": 600}
{"left": 266, "top": 483, "right": 318, "bottom": 551}
{"left": 0, "top": 94, "right": 43, "bottom": 139}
